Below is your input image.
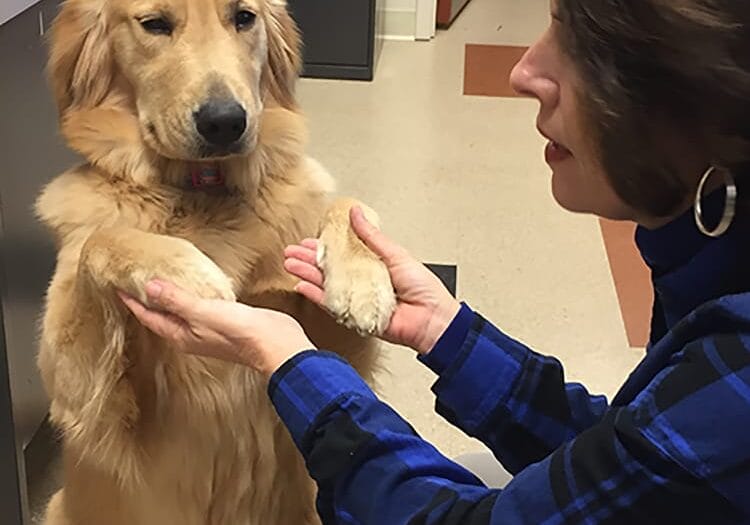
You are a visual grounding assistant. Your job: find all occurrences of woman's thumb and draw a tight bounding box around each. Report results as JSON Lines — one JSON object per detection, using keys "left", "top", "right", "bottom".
{"left": 350, "top": 206, "right": 404, "bottom": 265}
{"left": 146, "top": 280, "right": 195, "bottom": 319}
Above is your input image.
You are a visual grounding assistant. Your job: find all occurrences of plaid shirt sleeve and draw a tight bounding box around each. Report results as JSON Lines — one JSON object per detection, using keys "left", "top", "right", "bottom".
{"left": 418, "top": 303, "right": 609, "bottom": 474}
{"left": 268, "top": 309, "right": 748, "bottom": 524}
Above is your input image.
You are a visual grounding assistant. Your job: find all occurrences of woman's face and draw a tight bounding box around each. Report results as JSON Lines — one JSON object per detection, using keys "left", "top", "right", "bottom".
{"left": 509, "top": 2, "right": 635, "bottom": 221}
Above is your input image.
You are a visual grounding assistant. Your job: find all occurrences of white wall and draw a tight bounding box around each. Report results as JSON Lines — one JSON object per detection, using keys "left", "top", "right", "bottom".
{"left": 0, "top": 0, "right": 37, "bottom": 26}
{"left": 383, "top": 0, "right": 417, "bottom": 39}
{"left": 385, "top": 0, "right": 417, "bottom": 8}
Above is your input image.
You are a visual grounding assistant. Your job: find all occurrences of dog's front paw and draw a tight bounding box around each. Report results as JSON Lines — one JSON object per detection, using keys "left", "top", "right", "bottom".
{"left": 318, "top": 241, "right": 396, "bottom": 336}
{"left": 317, "top": 200, "right": 396, "bottom": 336}
{"left": 143, "top": 237, "right": 237, "bottom": 304}
{"left": 82, "top": 228, "right": 236, "bottom": 304}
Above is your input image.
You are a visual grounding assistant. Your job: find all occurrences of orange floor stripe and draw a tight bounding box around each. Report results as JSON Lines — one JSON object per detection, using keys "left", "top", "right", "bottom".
{"left": 464, "top": 44, "right": 528, "bottom": 98}
{"left": 599, "top": 219, "right": 653, "bottom": 348}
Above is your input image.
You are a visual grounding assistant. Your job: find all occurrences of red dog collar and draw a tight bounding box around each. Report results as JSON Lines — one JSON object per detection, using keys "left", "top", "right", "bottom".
{"left": 189, "top": 164, "right": 225, "bottom": 189}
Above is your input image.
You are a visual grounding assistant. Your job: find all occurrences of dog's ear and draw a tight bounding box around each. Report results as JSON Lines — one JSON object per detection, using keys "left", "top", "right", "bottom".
{"left": 264, "top": 0, "right": 302, "bottom": 109}
{"left": 48, "top": 0, "right": 114, "bottom": 116}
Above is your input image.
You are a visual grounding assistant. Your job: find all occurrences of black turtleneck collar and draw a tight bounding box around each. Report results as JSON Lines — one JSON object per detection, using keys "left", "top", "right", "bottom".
{"left": 635, "top": 184, "right": 750, "bottom": 346}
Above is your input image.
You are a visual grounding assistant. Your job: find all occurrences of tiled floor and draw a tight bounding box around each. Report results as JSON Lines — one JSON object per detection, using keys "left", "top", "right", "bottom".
{"left": 28, "top": 0, "right": 654, "bottom": 516}
{"left": 298, "top": 0, "right": 646, "bottom": 460}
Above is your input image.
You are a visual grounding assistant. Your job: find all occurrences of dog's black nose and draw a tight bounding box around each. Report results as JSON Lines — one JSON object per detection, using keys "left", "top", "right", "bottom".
{"left": 194, "top": 100, "right": 247, "bottom": 148}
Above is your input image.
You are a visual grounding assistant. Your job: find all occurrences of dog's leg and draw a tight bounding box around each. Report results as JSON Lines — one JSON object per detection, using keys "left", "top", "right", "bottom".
{"left": 316, "top": 198, "right": 397, "bottom": 337}
{"left": 39, "top": 227, "right": 235, "bottom": 490}
{"left": 78, "top": 226, "right": 235, "bottom": 306}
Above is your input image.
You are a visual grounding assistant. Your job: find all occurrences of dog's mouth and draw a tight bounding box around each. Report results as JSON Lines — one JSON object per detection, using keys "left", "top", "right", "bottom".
{"left": 197, "top": 131, "right": 258, "bottom": 160}
{"left": 143, "top": 119, "right": 259, "bottom": 162}
{"left": 198, "top": 142, "right": 245, "bottom": 160}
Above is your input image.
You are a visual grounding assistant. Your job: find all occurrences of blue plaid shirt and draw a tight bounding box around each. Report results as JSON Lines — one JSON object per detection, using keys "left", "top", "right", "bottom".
{"left": 269, "top": 198, "right": 750, "bottom": 524}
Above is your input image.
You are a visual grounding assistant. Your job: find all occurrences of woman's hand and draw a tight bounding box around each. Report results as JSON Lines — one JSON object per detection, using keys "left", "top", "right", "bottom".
{"left": 284, "top": 207, "right": 461, "bottom": 355}
{"left": 118, "top": 281, "right": 313, "bottom": 378}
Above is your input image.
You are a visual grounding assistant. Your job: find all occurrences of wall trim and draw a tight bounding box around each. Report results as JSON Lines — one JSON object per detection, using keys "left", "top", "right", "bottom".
{"left": 415, "top": 0, "right": 437, "bottom": 40}
{"left": 383, "top": 34, "right": 416, "bottom": 41}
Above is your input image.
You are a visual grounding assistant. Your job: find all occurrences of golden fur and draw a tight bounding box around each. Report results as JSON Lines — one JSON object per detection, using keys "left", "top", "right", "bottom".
{"left": 36, "top": 1, "right": 395, "bottom": 523}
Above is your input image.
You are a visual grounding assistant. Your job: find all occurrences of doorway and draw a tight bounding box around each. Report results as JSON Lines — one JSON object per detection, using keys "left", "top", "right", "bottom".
{"left": 415, "top": 0, "right": 474, "bottom": 40}
{"left": 415, "top": 0, "right": 437, "bottom": 40}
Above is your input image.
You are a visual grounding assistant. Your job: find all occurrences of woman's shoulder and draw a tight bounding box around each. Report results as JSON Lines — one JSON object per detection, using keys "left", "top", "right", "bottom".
{"left": 678, "top": 291, "right": 750, "bottom": 342}
{"left": 619, "top": 298, "right": 750, "bottom": 498}
{"left": 645, "top": 292, "right": 750, "bottom": 412}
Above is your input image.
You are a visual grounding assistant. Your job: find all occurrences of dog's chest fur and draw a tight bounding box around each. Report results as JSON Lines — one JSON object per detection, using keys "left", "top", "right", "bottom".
{"left": 88, "top": 165, "right": 327, "bottom": 295}
{"left": 115, "top": 187, "right": 325, "bottom": 523}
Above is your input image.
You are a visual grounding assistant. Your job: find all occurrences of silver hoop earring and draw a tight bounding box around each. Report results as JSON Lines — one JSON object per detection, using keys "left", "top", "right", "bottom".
{"left": 693, "top": 166, "right": 737, "bottom": 238}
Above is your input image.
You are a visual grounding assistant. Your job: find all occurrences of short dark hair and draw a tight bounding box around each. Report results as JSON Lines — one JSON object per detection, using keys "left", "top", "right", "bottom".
{"left": 558, "top": 0, "right": 750, "bottom": 217}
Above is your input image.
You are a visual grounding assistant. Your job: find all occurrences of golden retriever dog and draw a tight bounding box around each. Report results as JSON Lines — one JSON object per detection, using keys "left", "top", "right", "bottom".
{"left": 35, "top": 1, "right": 396, "bottom": 523}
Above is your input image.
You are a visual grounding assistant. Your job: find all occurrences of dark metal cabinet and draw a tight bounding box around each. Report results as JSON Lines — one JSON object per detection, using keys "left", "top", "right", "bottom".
{"left": 1, "top": 0, "right": 74, "bottom": 523}
{"left": 287, "top": 0, "right": 384, "bottom": 81}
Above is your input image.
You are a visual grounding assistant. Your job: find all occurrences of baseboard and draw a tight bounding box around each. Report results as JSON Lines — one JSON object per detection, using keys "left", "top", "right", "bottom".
{"left": 383, "top": 34, "right": 416, "bottom": 41}
{"left": 383, "top": 8, "right": 416, "bottom": 40}
{"left": 301, "top": 63, "right": 374, "bottom": 81}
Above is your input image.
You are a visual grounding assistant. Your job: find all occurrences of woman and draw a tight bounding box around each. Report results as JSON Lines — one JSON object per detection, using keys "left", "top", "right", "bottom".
{"left": 120, "top": 0, "right": 750, "bottom": 522}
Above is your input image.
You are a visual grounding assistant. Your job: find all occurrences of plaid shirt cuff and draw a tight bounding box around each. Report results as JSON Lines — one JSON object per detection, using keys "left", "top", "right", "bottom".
{"left": 268, "top": 350, "right": 378, "bottom": 451}
{"left": 419, "top": 302, "right": 475, "bottom": 374}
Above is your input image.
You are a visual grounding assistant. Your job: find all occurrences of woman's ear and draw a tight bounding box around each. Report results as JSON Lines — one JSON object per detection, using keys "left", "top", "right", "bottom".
{"left": 263, "top": 0, "right": 303, "bottom": 109}
{"left": 47, "top": 0, "right": 114, "bottom": 116}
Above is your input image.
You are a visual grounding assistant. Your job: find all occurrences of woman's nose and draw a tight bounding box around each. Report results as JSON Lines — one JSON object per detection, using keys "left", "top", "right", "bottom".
{"left": 509, "top": 47, "right": 559, "bottom": 107}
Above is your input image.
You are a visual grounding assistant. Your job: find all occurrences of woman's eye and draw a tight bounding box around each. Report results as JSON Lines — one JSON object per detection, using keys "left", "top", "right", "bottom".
{"left": 140, "top": 17, "right": 173, "bottom": 36}
{"left": 235, "top": 10, "right": 257, "bottom": 31}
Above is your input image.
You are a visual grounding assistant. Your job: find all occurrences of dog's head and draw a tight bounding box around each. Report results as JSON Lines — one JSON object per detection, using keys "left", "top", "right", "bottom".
{"left": 49, "top": 0, "right": 301, "bottom": 161}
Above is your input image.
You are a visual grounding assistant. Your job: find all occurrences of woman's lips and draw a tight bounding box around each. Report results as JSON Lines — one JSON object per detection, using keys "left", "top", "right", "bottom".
{"left": 544, "top": 140, "right": 573, "bottom": 164}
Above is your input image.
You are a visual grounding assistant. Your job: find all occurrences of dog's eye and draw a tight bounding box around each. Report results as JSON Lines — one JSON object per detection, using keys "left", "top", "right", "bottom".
{"left": 140, "top": 17, "right": 173, "bottom": 36}
{"left": 234, "top": 10, "right": 256, "bottom": 31}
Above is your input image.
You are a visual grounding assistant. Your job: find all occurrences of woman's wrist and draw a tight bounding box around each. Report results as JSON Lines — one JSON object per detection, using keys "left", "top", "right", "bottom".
{"left": 247, "top": 335, "right": 317, "bottom": 379}
{"left": 257, "top": 349, "right": 299, "bottom": 379}
{"left": 414, "top": 299, "right": 462, "bottom": 356}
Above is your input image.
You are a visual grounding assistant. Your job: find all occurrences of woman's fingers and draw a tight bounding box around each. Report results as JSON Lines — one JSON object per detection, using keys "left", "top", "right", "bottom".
{"left": 301, "top": 238, "right": 319, "bottom": 251}
{"left": 284, "top": 242, "right": 324, "bottom": 304}
{"left": 118, "top": 291, "right": 188, "bottom": 341}
{"left": 144, "top": 280, "right": 203, "bottom": 320}
{"left": 119, "top": 291, "right": 149, "bottom": 318}
{"left": 284, "top": 244, "right": 318, "bottom": 266}
{"left": 294, "top": 281, "right": 325, "bottom": 306}
{"left": 283, "top": 257, "right": 324, "bottom": 287}
{"left": 283, "top": 244, "right": 321, "bottom": 296}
